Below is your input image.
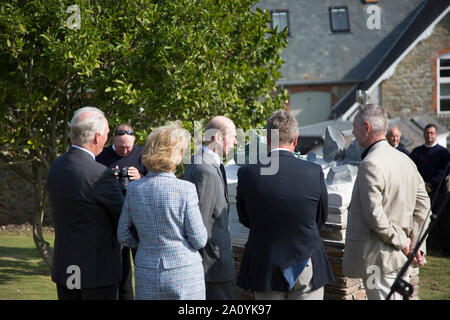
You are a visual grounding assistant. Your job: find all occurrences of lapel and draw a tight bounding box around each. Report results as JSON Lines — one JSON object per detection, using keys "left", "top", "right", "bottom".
{"left": 200, "top": 150, "right": 229, "bottom": 203}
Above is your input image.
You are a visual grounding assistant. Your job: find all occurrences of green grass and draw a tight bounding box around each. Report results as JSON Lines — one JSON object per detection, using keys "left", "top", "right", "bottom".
{"left": 0, "top": 229, "right": 57, "bottom": 300}
{"left": 417, "top": 249, "right": 450, "bottom": 300}
{"left": 0, "top": 229, "right": 449, "bottom": 300}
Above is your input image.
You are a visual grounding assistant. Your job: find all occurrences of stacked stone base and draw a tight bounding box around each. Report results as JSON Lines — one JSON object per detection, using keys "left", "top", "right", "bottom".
{"left": 323, "top": 240, "right": 366, "bottom": 300}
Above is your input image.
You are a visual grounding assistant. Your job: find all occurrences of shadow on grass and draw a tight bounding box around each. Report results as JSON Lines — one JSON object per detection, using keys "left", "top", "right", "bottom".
{"left": 0, "top": 246, "right": 51, "bottom": 286}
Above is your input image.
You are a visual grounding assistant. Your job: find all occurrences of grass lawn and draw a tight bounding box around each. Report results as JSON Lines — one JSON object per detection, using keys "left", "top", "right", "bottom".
{"left": 0, "top": 228, "right": 449, "bottom": 300}
{"left": 0, "top": 228, "right": 57, "bottom": 300}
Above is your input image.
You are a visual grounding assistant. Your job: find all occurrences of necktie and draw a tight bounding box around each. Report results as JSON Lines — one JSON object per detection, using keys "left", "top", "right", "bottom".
{"left": 219, "top": 164, "right": 229, "bottom": 200}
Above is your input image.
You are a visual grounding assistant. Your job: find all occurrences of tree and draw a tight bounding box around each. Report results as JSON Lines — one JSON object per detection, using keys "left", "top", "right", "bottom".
{"left": 0, "top": 0, "right": 288, "bottom": 269}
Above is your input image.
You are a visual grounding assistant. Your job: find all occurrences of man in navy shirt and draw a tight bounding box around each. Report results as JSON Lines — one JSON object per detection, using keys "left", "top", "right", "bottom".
{"left": 410, "top": 124, "right": 450, "bottom": 255}
{"left": 96, "top": 124, "right": 147, "bottom": 300}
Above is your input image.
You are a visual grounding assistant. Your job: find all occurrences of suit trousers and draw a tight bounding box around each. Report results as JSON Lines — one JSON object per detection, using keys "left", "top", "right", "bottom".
{"left": 254, "top": 260, "right": 324, "bottom": 300}
{"left": 56, "top": 283, "right": 118, "bottom": 300}
{"left": 206, "top": 281, "right": 237, "bottom": 300}
{"left": 119, "top": 246, "right": 134, "bottom": 300}
{"left": 362, "top": 267, "right": 411, "bottom": 300}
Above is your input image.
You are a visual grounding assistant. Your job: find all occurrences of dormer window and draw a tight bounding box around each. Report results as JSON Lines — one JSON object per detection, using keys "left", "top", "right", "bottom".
{"left": 329, "top": 6, "right": 350, "bottom": 33}
{"left": 270, "top": 10, "right": 290, "bottom": 35}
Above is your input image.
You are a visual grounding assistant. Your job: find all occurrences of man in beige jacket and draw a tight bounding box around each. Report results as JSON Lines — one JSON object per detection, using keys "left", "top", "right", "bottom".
{"left": 343, "top": 104, "right": 431, "bottom": 300}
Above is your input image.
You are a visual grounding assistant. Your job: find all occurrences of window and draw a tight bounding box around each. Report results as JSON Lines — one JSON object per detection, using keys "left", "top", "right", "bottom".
{"left": 270, "top": 10, "right": 289, "bottom": 35}
{"left": 329, "top": 6, "right": 350, "bottom": 32}
{"left": 438, "top": 53, "right": 450, "bottom": 113}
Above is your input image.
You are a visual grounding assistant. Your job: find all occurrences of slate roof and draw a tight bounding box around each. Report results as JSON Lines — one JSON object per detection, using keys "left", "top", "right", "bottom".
{"left": 256, "top": 0, "right": 424, "bottom": 84}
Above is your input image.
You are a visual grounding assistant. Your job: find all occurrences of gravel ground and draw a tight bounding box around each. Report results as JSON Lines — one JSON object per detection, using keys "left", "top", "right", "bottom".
{"left": 0, "top": 223, "right": 54, "bottom": 233}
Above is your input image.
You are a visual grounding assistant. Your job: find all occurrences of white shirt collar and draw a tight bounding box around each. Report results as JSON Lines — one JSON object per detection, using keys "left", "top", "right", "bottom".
{"left": 424, "top": 142, "right": 438, "bottom": 148}
{"left": 270, "top": 147, "right": 291, "bottom": 153}
{"left": 202, "top": 145, "right": 221, "bottom": 166}
{"left": 71, "top": 145, "right": 95, "bottom": 160}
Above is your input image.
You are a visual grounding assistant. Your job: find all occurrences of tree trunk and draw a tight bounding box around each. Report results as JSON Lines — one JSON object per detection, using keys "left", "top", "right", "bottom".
{"left": 32, "top": 162, "right": 53, "bottom": 270}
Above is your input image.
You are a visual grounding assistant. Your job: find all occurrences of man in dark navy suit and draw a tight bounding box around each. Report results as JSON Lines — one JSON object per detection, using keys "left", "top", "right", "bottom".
{"left": 47, "top": 107, "right": 123, "bottom": 300}
{"left": 236, "top": 110, "right": 335, "bottom": 300}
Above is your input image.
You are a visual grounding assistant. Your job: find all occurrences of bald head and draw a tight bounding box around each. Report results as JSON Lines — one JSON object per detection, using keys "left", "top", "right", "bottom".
{"left": 387, "top": 126, "right": 401, "bottom": 148}
{"left": 204, "top": 116, "right": 237, "bottom": 157}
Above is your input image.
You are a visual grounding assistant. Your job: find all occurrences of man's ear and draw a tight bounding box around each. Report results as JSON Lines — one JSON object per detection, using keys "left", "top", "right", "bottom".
{"left": 293, "top": 132, "right": 299, "bottom": 148}
{"left": 364, "top": 121, "right": 371, "bottom": 134}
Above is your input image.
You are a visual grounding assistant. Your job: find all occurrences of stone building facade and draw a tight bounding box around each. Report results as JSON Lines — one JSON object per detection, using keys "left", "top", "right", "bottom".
{"left": 381, "top": 13, "right": 450, "bottom": 117}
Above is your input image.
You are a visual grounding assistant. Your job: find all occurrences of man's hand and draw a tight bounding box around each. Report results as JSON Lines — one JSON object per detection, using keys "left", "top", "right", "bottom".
{"left": 402, "top": 237, "right": 412, "bottom": 257}
{"left": 403, "top": 237, "right": 426, "bottom": 266}
{"left": 410, "top": 249, "right": 426, "bottom": 266}
{"left": 128, "top": 166, "right": 141, "bottom": 181}
{"left": 425, "top": 183, "right": 432, "bottom": 194}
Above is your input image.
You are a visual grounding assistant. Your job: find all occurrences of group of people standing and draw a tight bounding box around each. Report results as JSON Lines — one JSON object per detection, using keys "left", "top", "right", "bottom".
{"left": 386, "top": 123, "right": 450, "bottom": 256}
{"left": 47, "top": 104, "right": 447, "bottom": 300}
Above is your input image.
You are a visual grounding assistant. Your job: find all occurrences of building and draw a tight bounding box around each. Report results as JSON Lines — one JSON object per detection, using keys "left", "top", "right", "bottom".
{"left": 256, "top": 0, "right": 450, "bottom": 138}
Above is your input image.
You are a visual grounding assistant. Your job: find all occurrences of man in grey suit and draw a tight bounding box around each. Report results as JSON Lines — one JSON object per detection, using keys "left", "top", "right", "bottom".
{"left": 343, "top": 104, "right": 430, "bottom": 300}
{"left": 183, "top": 116, "right": 238, "bottom": 300}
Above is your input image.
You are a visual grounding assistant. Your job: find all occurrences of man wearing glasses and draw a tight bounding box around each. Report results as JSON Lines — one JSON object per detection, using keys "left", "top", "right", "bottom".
{"left": 96, "top": 123, "right": 147, "bottom": 300}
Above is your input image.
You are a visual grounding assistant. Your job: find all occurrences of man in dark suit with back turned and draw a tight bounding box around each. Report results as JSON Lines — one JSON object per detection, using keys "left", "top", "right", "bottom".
{"left": 47, "top": 106, "right": 123, "bottom": 300}
{"left": 236, "top": 110, "right": 335, "bottom": 299}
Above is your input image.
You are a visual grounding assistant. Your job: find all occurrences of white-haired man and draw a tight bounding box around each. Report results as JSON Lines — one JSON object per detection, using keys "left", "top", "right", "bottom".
{"left": 343, "top": 104, "right": 430, "bottom": 300}
{"left": 47, "top": 107, "right": 123, "bottom": 300}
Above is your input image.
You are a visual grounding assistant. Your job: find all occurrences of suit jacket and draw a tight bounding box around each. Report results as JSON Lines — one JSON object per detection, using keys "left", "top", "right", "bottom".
{"left": 236, "top": 150, "right": 335, "bottom": 292}
{"left": 343, "top": 140, "right": 431, "bottom": 278}
{"left": 47, "top": 147, "right": 124, "bottom": 288}
{"left": 395, "top": 144, "right": 409, "bottom": 156}
{"left": 117, "top": 171, "right": 207, "bottom": 270}
{"left": 182, "top": 150, "right": 235, "bottom": 282}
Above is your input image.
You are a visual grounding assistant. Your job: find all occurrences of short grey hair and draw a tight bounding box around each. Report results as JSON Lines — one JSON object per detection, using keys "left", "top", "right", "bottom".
{"left": 266, "top": 110, "right": 298, "bottom": 145}
{"left": 69, "top": 106, "right": 107, "bottom": 146}
{"left": 356, "top": 104, "right": 388, "bottom": 135}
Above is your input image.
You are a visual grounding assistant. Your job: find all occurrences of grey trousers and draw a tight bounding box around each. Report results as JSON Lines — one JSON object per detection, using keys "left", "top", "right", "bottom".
{"left": 206, "top": 280, "right": 238, "bottom": 300}
{"left": 254, "top": 260, "right": 324, "bottom": 300}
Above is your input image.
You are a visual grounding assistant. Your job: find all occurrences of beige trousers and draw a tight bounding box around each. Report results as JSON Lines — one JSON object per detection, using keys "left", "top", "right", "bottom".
{"left": 254, "top": 260, "right": 324, "bottom": 300}
{"left": 363, "top": 268, "right": 411, "bottom": 300}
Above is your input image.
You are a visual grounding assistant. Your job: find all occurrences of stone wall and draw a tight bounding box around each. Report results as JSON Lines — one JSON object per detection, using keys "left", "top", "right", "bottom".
{"left": 0, "top": 164, "right": 52, "bottom": 226}
{"left": 381, "top": 13, "right": 450, "bottom": 116}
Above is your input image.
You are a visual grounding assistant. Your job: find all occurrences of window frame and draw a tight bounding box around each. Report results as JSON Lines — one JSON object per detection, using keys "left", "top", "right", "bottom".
{"left": 329, "top": 6, "right": 350, "bottom": 33}
{"left": 437, "top": 53, "right": 450, "bottom": 114}
{"left": 270, "top": 9, "right": 290, "bottom": 36}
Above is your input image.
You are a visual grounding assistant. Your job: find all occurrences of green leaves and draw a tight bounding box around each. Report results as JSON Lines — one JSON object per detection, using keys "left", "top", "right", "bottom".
{"left": 0, "top": 0, "right": 288, "bottom": 170}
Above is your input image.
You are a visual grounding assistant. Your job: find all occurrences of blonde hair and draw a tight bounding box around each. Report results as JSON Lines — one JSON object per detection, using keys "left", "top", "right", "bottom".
{"left": 142, "top": 122, "right": 190, "bottom": 173}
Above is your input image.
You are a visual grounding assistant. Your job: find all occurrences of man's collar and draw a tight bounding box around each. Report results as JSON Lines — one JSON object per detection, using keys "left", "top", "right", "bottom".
{"left": 71, "top": 145, "right": 95, "bottom": 160}
{"left": 202, "top": 145, "right": 221, "bottom": 166}
{"left": 270, "top": 147, "right": 291, "bottom": 153}
{"left": 424, "top": 142, "right": 438, "bottom": 148}
{"left": 361, "top": 139, "right": 385, "bottom": 160}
